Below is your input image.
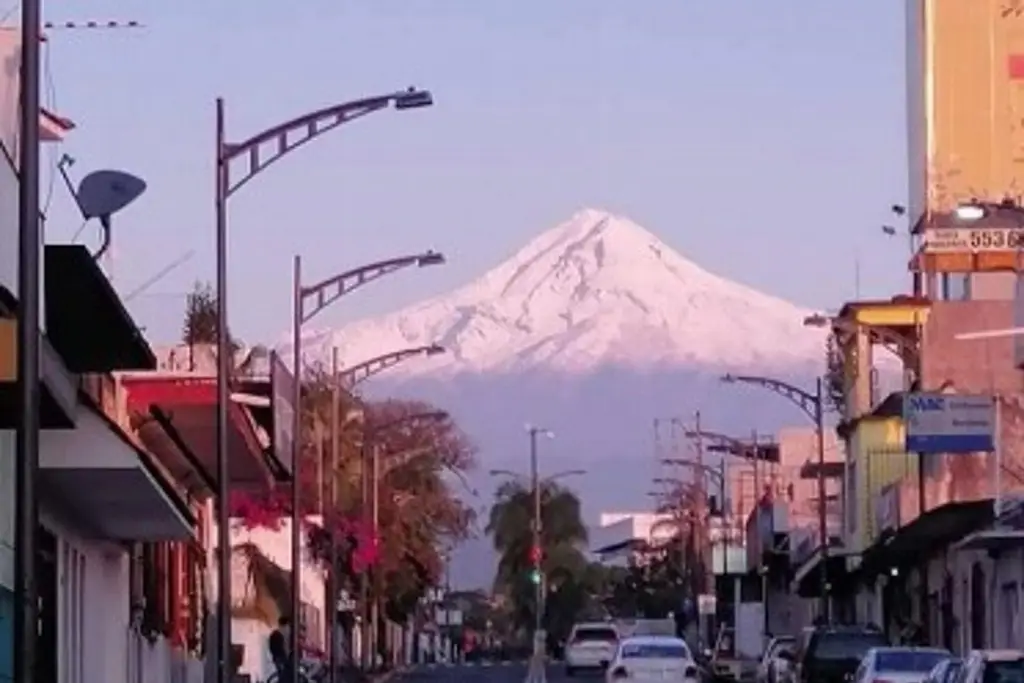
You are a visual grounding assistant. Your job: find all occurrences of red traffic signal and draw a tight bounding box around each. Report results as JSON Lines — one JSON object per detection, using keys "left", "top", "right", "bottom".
{"left": 528, "top": 544, "right": 542, "bottom": 564}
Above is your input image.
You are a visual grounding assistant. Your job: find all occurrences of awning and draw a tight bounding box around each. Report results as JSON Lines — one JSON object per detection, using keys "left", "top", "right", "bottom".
{"left": 39, "top": 396, "right": 195, "bottom": 540}
{"left": 0, "top": 316, "right": 77, "bottom": 428}
{"left": 123, "top": 374, "right": 277, "bottom": 492}
{"left": 953, "top": 528, "right": 1024, "bottom": 552}
{"left": 859, "top": 499, "right": 992, "bottom": 580}
{"left": 44, "top": 244, "right": 155, "bottom": 373}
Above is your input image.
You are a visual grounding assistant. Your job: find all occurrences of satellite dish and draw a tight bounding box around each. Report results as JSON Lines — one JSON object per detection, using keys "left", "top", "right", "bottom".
{"left": 77, "top": 169, "right": 146, "bottom": 221}
{"left": 57, "top": 159, "right": 147, "bottom": 261}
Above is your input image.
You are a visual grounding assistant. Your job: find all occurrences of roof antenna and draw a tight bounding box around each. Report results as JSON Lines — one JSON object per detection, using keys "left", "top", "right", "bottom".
{"left": 58, "top": 154, "right": 147, "bottom": 262}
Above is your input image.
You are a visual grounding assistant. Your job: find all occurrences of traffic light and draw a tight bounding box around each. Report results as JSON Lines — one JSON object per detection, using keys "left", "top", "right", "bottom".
{"left": 528, "top": 544, "right": 542, "bottom": 565}
{"left": 528, "top": 568, "right": 542, "bottom": 584}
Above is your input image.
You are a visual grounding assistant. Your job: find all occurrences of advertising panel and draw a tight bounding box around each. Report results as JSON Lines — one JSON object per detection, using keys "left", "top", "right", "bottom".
{"left": 269, "top": 350, "right": 295, "bottom": 475}
{"left": 903, "top": 392, "right": 995, "bottom": 453}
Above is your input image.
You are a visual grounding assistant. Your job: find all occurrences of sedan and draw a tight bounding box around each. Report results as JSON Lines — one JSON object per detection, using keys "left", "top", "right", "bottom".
{"left": 607, "top": 635, "right": 700, "bottom": 682}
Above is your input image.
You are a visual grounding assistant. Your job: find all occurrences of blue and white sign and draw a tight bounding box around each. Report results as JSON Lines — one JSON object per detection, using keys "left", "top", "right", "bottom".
{"left": 903, "top": 392, "right": 996, "bottom": 453}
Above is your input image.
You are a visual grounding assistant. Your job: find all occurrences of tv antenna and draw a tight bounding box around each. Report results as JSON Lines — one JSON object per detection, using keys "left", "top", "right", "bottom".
{"left": 58, "top": 154, "right": 147, "bottom": 261}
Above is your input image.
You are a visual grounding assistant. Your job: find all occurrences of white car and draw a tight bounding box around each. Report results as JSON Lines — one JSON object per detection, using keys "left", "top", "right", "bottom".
{"left": 565, "top": 622, "right": 620, "bottom": 675}
{"left": 957, "top": 649, "right": 1024, "bottom": 683}
{"left": 852, "top": 647, "right": 953, "bottom": 683}
{"left": 606, "top": 635, "right": 700, "bottom": 683}
{"left": 758, "top": 636, "right": 796, "bottom": 683}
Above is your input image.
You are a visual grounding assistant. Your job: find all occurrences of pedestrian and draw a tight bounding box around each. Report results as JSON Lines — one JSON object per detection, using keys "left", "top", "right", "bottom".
{"left": 269, "top": 616, "right": 293, "bottom": 682}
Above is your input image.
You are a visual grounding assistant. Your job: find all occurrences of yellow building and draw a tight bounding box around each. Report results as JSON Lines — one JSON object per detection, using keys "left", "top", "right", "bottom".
{"left": 829, "top": 299, "right": 929, "bottom": 560}
{"left": 840, "top": 398, "right": 918, "bottom": 557}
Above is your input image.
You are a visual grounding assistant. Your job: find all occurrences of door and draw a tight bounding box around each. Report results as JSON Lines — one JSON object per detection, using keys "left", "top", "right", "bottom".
{"left": 36, "top": 525, "right": 57, "bottom": 683}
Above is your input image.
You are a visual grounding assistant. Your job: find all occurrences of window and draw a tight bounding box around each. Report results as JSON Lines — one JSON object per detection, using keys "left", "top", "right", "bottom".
{"left": 620, "top": 643, "right": 690, "bottom": 659}
{"left": 812, "top": 632, "right": 887, "bottom": 660}
{"left": 572, "top": 627, "right": 618, "bottom": 643}
{"left": 983, "top": 659, "right": 1024, "bottom": 683}
{"left": 876, "top": 650, "right": 950, "bottom": 672}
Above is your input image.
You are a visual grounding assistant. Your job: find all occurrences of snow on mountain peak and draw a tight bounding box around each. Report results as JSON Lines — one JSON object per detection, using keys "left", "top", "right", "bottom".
{"left": 300, "top": 209, "right": 826, "bottom": 376}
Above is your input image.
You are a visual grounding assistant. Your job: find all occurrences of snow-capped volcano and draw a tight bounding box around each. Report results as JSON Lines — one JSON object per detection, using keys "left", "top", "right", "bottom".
{"left": 300, "top": 209, "right": 826, "bottom": 376}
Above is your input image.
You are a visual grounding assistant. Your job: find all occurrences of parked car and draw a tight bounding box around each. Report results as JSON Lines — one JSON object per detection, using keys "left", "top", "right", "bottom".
{"left": 793, "top": 624, "right": 888, "bottom": 683}
{"left": 606, "top": 635, "right": 700, "bottom": 683}
{"left": 926, "top": 656, "right": 963, "bottom": 683}
{"left": 851, "top": 647, "right": 952, "bottom": 683}
{"left": 565, "top": 621, "right": 620, "bottom": 676}
{"left": 758, "top": 636, "right": 796, "bottom": 683}
{"left": 956, "top": 649, "right": 1024, "bottom": 683}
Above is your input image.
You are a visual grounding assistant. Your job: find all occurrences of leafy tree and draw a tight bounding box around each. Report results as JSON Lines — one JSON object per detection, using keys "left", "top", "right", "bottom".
{"left": 182, "top": 281, "right": 217, "bottom": 345}
{"left": 232, "top": 378, "right": 477, "bottom": 624}
{"left": 487, "top": 480, "right": 588, "bottom": 636}
{"left": 181, "top": 280, "right": 240, "bottom": 354}
{"left": 825, "top": 330, "right": 846, "bottom": 415}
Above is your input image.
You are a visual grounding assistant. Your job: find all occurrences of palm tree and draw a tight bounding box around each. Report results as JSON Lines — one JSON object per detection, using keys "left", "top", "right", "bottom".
{"left": 486, "top": 480, "right": 588, "bottom": 631}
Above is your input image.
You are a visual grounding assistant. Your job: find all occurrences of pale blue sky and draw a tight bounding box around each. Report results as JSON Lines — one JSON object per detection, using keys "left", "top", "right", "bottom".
{"left": 38, "top": 0, "right": 909, "bottom": 345}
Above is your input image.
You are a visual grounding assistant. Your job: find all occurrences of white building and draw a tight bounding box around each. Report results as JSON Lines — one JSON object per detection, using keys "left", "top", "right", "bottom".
{"left": 227, "top": 518, "right": 328, "bottom": 683}
{"left": 589, "top": 512, "right": 677, "bottom": 566}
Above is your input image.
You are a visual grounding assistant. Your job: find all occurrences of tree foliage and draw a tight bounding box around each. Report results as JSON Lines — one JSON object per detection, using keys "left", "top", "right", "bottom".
{"left": 824, "top": 330, "right": 847, "bottom": 415}
{"left": 486, "top": 480, "right": 589, "bottom": 639}
{"left": 182, "top": 281, "right": 218, "bottom": 345}
{"left": 231, "top": 370, "right": 477, "bottom": 622}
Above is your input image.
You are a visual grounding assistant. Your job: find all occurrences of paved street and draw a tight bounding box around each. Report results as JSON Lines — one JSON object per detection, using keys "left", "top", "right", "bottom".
{"left": 394, "top": 661, "right": 597, "bottom": 682}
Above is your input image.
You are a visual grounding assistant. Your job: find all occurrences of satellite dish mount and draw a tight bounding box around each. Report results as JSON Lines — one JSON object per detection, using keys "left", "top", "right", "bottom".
{"left": 58, "top": 154, "right": 147, "bottom": 261}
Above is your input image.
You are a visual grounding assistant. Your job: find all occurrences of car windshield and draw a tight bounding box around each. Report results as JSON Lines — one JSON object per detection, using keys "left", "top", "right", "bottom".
{"left": 621, "top": 643, "right": 690, "bottom": 659}
{"left": 877, "top": 651, "right": 950, "bottom": 672}
{"left": 983, "top": 659, "right": 1024, "bottom": 683}
{"left": 573, "top": 628, "right": 617, "bottom": 642}
{"left": 814, "top": 633, "right": 888, "bottom": 660}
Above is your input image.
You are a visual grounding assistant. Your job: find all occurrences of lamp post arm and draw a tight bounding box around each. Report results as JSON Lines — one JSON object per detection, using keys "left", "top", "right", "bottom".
{"left": 723, "top": 374, "right": 818, "bottom": 422}
{"left": 220, "top": 92, "right": 407, "bottom": 197}
{"left": 338, "top": 345, "right": 445, "bottom": 388}
{"left": 300, "top": 253, "right": 443, "bottom": 325}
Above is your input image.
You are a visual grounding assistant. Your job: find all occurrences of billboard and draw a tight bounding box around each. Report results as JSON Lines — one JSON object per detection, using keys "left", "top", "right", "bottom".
{"left": 269, "top": 350, "right": 296, "bottom": 475}
{"left": 903, "top": 392, "right": 995, "bottom": 454}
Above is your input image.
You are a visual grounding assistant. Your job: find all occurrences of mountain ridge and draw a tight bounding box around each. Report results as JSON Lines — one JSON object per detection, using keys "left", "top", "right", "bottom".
{"left": 297, "top": 208, "right": 827, "bottom": 376}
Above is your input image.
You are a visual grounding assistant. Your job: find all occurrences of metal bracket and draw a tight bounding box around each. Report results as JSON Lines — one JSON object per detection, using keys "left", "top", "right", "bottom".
{"left": 300, "top": 253, "right": 441, "bottom": 324}
{"left": 725, "top": 374, "right": 817, "bottom": 422}
{"left": 220, "top": 96, "right": 394, "bottom": 197}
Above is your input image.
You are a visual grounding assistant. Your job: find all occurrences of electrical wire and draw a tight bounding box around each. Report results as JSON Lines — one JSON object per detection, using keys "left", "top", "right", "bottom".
{"left": 0, "top": 2, "right": 18, "bottom": 25}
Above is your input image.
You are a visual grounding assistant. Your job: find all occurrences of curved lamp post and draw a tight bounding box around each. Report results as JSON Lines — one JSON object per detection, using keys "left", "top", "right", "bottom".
{"left": 291, "top": 257, "right": 443, "bottom": 681}
{"left": 721, "top": 373, "right": 830, "bottom": 621}
{"left": 338, "top": 343, "right": 446, "bottom": 388}
{"left": 213, "top": 87, "right": 433, "bottom": 683}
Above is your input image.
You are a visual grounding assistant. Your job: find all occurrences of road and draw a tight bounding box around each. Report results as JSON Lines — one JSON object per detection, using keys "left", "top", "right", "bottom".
{"left": 393, "top": 661, "right": 596, "bottom": 683}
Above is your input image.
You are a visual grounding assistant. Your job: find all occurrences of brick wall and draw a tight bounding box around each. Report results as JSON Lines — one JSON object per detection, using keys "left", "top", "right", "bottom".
{"left": 918, "top": 301, "right": 1024, "bottom": 508}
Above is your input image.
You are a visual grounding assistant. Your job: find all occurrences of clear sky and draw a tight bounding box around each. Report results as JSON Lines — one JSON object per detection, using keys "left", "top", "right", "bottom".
{"left": 35, "top": 0, "right": 910, "bottom": 346}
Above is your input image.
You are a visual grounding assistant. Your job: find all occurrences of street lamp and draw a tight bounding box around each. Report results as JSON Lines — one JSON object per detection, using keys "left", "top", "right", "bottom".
{"left": 721, "top": 373, "right": 831, "bottom": 621}
{"left": 213, "top": 87, "right": 433, "bottom": 683}
{"left": 290, "top": 254, "right": 444, "bottom": 681}
{"left": 337, "top": 344, "right": 446, "bottom": 388}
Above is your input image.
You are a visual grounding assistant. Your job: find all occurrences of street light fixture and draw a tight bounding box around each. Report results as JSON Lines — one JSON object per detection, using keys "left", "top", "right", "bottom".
{"left": 213, "top": 86, "right": 434, "bottom": 683}
{"left": 720, "top": 372, "right": 831, "bottom": 621}
{"left": 338, "top": 344, "right": 446, "bottom": 388}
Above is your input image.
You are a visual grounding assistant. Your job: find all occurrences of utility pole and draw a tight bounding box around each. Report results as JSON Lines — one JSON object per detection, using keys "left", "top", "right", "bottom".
{"left": 814, "top": 377, "right": 830, "bottom": 622}
{"left": 328, "top": 348, "right": 340, "bottom": 683}
{"left": 15, "top": 0, "right": 42, "bottom": 681}
{"left": 529, "top": 427, "right": 542, "bottom": 641}
{"left": 369, "top": 442, "right": 381, "bottom": 667}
